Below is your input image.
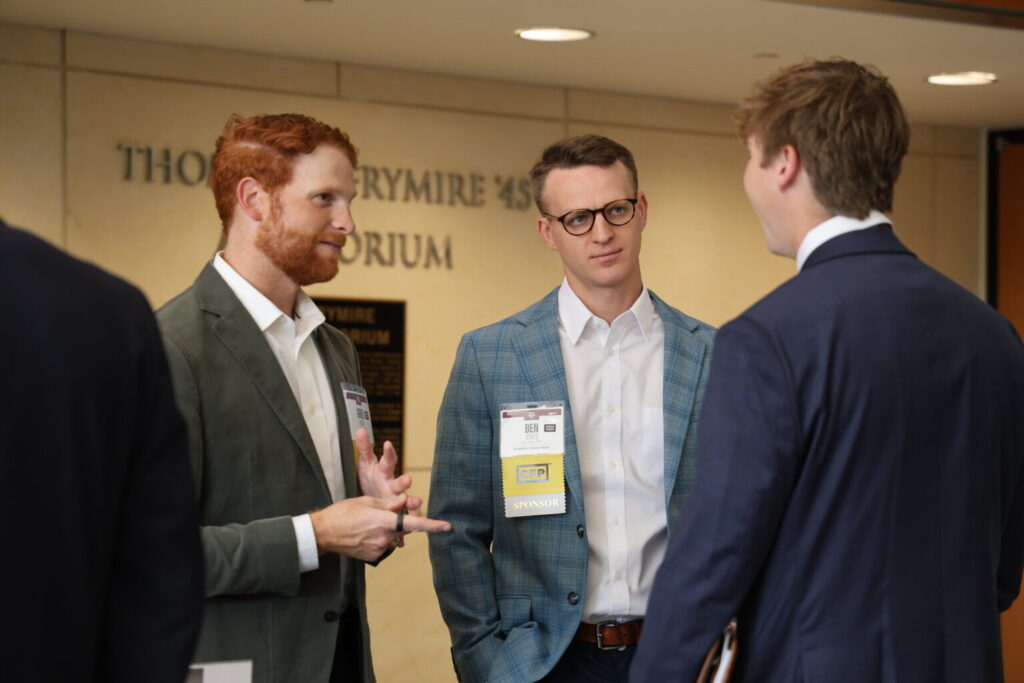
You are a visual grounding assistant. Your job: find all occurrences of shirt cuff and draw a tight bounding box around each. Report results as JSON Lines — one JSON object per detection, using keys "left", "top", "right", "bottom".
{"left": 292, "top": 514, "right": 320, "bottom": 573}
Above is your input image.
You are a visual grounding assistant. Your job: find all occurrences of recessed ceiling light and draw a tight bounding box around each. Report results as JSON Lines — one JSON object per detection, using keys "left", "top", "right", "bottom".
{"left": 515, "top": 27, "right": 594, "bottom": 42}
{"left": 752, "top": 53, "right": 779, "bottom": 60}
{"left": 927, "top": 71, "right": 997, "bottom": 86}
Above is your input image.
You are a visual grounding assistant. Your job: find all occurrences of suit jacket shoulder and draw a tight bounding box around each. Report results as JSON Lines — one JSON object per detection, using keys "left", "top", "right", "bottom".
{"left": 460, "top": 288, "right": 558, "bottom": 341}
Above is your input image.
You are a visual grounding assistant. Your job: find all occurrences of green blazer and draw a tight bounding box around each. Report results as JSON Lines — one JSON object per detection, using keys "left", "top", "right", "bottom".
{"left": 157, "top": 262, "right": 374, "bottom": 683}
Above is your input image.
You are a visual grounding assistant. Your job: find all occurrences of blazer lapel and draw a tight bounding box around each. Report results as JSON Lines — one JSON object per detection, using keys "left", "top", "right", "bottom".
{"left": 194, "top": 263, "right": 331, "bottom": 499}
{"left": 653, "top": 291, "right": 709, "bottom": 509}
{"left": 510, "top": 289, "right": 584, "bottom": 513}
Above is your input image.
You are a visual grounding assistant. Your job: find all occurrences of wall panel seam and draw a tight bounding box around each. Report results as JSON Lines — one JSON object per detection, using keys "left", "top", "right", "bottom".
{"left": 569, "top": 118, "right": 741, "bottom": 139}
{"left": 0, "top": 58, "right": 62, "bottom": 69}
{"left": 65, "top": 66, "right": 568, "bottom": 124}
{"left": 63, "top": 66, "right": 336, "bottom": 98}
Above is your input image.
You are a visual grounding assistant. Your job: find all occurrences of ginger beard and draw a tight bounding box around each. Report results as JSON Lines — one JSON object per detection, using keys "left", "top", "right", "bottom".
{"left": 255, "top": 195, "right": 343, "bottom": 286}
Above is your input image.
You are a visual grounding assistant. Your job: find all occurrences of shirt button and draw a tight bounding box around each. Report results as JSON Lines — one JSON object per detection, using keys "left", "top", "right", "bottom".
{"left": 607, "top": 405, "right": 614, "bottom": 414}
{"left": 610, "top": 461, "right": 618, "bottom": 470}
{"left": 576, "top": 524, "right": 585, "bottom": 538}
{"left": 306, "top": 405, "right": 316, "bottom": 416}
{"left": 323, "top": 610, "right": 340, "bottom": 622}
{"left": 612, "top": 518, "right": 620, "bottom": 527}
{"left": 567, "top": 592, "right": 580, "bottom": 605}
{"left": 615, "top": 571, "right": 623, "bottom": 581}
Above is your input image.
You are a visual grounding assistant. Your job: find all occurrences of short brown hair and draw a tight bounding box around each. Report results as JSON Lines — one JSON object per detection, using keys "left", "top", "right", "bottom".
{"left": 529, "top": 134, "right": 639, "bottom": 211}
{"left": 737, "top": 59, "right": 910, "bottom": 218}
{"left": 210, "top": 113, "right": 358, "bottom": 229}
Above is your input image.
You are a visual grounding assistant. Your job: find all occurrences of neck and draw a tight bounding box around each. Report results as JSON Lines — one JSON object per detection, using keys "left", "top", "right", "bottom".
{"left": 777, "top": 203, "right": 833, "bottom": 259}
{"left": 221, "top": 244, "right": 300, "bottom": 318}
{"left": 567, "top": 276, "right": 643, "bottom": 325}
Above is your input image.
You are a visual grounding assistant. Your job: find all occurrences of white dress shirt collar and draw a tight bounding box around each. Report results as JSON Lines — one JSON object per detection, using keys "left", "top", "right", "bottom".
{"left": 212, "top": 253, "right": 325, "bottom": 336}
{"left": 796, "top": 209, "right": 891, "bottom": 272}
{"left": 557, "top": 278, "right": 655, "bottom": 345}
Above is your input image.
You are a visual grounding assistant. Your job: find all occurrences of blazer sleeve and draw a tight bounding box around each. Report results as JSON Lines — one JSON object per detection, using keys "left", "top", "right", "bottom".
{"left": 999, "top": 465, "right": 1024, "bottom": 611}
{"left": 428, "top": 334, "right": 504, "bottom": 682}
{"left": 162, "top": 335, "right": 303, "bottom": 598}
{"left": 98, "top": 291, "right": 205, "bottom": 682}
{"left": 996, "top": 324, "right": 1024, "bottom": 612}
{"left": 630, "top": 316, "right": 803, "bottom": 681}
{"left": 998, "top": 413, "right": 1024, "bottom": 611}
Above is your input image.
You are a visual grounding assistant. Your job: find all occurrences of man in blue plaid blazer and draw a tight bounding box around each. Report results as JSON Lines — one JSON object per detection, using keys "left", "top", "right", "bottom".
{"left": 428, "top": 135, "right": 716, "bottom": 682}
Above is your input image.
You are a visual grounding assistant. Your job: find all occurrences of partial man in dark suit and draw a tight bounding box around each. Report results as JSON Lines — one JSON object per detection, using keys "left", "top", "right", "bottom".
{"left": 157, "top": 113, "right": 450, "bottom": 683}
{"left": 0, "top": 219, "right": 204, "bottom": 682}
{"left": 632, "top": 59, "right": 1024, "bottom": 682}
{"left": 429, "top": 135, "right": 715, "bottom": 682}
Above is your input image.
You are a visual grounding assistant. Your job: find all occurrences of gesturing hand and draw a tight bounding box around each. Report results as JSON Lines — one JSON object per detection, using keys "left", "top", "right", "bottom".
{"left": 310, "top": 494, "right": 451, "bottom": 562}
{"left": 355, "top": 428, "right": 420, "bottom": 511}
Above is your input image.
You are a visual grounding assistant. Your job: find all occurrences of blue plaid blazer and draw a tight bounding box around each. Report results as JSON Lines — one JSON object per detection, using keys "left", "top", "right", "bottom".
{"left": 428, "top": 287, "right": 715, "bottom": 682}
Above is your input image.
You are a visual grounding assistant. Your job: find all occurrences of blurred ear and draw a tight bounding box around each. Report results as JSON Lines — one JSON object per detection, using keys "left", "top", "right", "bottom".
{"left": 634, "top": 190, "right": 648, "bottom": 232}
{"left": 537, "top": 215, "right": 559, "bottom": 251}
{"left": 236, "top": 177, "right": 269, "bottom": 222}
{"left": 774, "top": 144, "right": 801, "bottom": 192}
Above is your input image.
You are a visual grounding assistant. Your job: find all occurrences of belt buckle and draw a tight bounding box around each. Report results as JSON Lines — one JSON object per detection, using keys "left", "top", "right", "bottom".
{"left": 594, "top": 620, "right": 625, "bottom": 651}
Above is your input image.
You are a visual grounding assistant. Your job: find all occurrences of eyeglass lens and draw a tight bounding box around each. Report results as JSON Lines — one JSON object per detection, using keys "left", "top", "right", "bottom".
{"left": 562, "top": 199, "right": 636, "bottom": 234}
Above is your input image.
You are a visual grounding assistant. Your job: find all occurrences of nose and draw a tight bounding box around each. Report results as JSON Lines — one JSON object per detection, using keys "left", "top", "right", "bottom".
{"left": 331, "top": 204, "right": 356, "bottom": 235}
{"left": 589, "top": 214, "right": 614, "bottom": 243}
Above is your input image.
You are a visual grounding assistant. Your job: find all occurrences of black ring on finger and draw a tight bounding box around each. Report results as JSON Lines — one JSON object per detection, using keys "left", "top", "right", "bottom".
{"left": 395, "top": 509, "right": 406, "bottom": 533}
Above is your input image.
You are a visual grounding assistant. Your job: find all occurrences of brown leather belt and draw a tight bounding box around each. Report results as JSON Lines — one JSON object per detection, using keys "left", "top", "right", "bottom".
{"left": 573, "top": 620, "right": 643, "bottom": 650}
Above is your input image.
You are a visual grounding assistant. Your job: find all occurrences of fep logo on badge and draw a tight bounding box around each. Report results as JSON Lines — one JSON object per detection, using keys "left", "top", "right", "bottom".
{"left": 516, "top": 463, "right": 550, "bottom": 484}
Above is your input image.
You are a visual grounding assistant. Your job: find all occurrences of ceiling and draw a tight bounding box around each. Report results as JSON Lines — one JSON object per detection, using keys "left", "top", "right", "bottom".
{"left": 2, "top": 0, "right": 1022, "bottom": 129}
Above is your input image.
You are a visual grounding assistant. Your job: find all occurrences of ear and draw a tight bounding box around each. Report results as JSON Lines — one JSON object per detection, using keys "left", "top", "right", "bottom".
{"left": 634, "top": 190, "right": 648, "bottom": 232}
{"left": 774, "top": 144, "right": 801, "bottom": 192}
{"left": 236, "top": 177, "right": 268, "bottom": 222}
{"left": 537, "top": 215, "right": 559, "bottom": 251}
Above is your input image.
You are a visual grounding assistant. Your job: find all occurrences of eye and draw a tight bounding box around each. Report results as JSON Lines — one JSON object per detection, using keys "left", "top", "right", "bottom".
{"left": 565, "top": 211, "right": 590, "bottom": 227}
{"left": 313, "top": 193, "right": 333, "bottom": 206}
{"left": 607, "top": 203, "right": 628, "bottom": 216}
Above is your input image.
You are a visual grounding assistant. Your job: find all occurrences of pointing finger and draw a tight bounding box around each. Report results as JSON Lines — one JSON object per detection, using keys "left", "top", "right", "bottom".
{"left": 400, "top": 515, "right": 452, "bottom": 534}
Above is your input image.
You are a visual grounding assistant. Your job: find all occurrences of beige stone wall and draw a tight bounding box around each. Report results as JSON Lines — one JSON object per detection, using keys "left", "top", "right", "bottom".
{"left": 0, "top": 22, "right": 987, "bottom": 682}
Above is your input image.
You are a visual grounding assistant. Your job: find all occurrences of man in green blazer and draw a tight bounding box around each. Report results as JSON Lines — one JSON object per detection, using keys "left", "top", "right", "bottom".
{"left": 158, "top": 113, "right": 450, "bottom": 683}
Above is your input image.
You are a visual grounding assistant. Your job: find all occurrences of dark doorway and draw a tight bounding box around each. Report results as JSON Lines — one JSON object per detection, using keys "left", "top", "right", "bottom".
{"left": 988, "top": 126, "right": 1024, "bottom": 682}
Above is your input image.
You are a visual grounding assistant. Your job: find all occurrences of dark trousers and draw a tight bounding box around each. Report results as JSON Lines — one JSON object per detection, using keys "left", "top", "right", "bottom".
{"left": 541, "top": 641, "right": 637, "bottom": 683}
{"left": 329, "top": 606, "right": 363, "bottom": 683}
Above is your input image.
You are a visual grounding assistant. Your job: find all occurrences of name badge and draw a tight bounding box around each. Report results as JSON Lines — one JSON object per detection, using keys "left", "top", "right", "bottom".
{"left": 500, "top": 402, "right": 566, "bottom": 517}
{"left": 342, "top": 383, "right": 374, "bottom": 467}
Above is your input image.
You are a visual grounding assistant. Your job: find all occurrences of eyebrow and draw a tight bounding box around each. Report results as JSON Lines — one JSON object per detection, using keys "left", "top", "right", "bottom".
{"left": 309, "top": 186, "right": 357, "bottom": 200}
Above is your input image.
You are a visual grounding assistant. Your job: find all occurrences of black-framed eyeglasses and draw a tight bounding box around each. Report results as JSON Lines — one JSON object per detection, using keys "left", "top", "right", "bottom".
{"left": 544, "top": 198, "right": 639, "bottom": 236}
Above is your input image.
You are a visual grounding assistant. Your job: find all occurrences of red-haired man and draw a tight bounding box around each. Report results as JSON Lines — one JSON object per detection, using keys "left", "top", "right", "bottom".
{"left": 157, "top": 113, "right": 450, "bottom": 683}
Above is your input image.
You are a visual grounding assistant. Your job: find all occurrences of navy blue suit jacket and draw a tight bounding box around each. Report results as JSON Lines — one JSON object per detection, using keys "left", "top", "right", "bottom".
{"left": 632, "top": 225, "right": 1024, "bottom": 682}
{"left": 0, "top": 220, "right": 204, "bottom": 682}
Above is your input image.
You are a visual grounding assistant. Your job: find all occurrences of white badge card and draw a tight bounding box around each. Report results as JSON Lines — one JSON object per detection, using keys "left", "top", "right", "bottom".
{"left": 499, "top": 401, "right": 566, "bottom": 517}
{"left": 342, "top": 383, "right": 374, "bottom": 466}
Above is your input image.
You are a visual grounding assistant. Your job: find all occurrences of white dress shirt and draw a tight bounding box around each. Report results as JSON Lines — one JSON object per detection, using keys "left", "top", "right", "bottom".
{"left": 213, "top": 254, "right": 343, "bottom": 573}
{"left": 796, "top": 209, "right": 891, "bottom": 271}
{"left": 557, "top": 279, "right": 668, "bottom": 622}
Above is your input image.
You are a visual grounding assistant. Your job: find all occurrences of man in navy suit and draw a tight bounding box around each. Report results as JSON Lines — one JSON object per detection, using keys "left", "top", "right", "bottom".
{"left": 632, "top": 59, "right": 1024, "bottom": 682}
{"left": 0, "top": 219, "right": 204, "bottom": 682}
